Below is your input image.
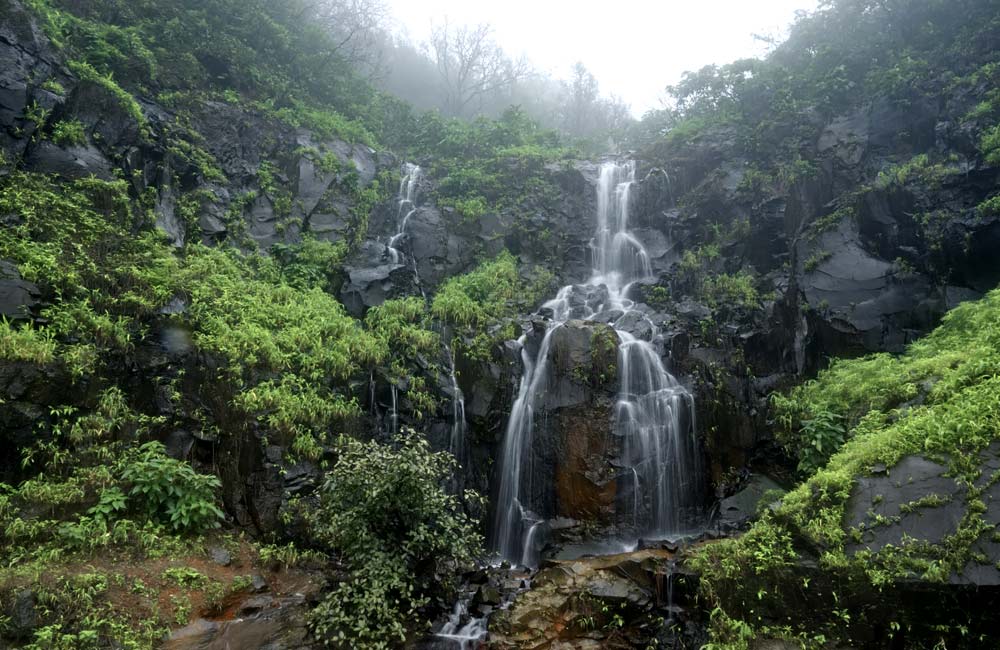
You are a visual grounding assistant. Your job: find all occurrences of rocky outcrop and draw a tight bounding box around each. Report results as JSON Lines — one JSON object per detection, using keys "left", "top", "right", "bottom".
{"left": 497, "top": 318, "right": 622, "bottom": 532}
{"left": 489, "top": 549, "right": 704, "bottom": 650}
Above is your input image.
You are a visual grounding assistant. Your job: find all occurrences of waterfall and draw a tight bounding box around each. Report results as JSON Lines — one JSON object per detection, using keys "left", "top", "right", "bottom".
{"left": 490, "top": 160, "right": 701, "bottom": 566}
{"left": 446, "top": 343, "right": 468, "bottom": 467}
{"left": 388, "top": 163, "right": 421, "bottom": 264}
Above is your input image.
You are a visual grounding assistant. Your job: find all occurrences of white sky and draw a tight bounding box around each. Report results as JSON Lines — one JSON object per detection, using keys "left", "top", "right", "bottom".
{"left": 385, "top": 0, "right": 819, "bottom": 115}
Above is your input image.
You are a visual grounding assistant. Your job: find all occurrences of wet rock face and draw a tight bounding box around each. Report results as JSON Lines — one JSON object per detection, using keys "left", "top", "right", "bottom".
{"left": 0, "top": 261, "right": 38, "bottom": 320}
{"left": 164, "top": 574, "right": 324, "bottom": 650}
{"left": 0, "top": 0, "right": 63, "bottom": 155}
{"left": 533, "top": 321, "right": 622, "bottom": 525}
{"left": 846, "top": 444, "right": 1000, "bottom": 587}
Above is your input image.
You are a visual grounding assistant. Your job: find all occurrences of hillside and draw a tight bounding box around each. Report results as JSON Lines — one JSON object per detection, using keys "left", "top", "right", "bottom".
{"left": 1, "top": 0, "right": 1000, "bottom": 648}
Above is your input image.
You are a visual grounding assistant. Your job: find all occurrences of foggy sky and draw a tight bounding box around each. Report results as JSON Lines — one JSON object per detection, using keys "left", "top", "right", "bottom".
{"left": 385, "top": 0, "right": 818, "bottom": 115}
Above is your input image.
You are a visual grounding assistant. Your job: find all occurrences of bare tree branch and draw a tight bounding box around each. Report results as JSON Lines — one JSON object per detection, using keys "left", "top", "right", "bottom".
{"left": 430, "top": 21, "right": 530, "bottom": 117}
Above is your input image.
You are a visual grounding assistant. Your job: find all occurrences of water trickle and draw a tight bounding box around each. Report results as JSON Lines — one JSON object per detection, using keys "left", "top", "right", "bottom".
{"left": 490, "top": 160, "right": 702, "bottom": 567}
{"left": 390, "top": 384, "right": 399, "bottom": 435}
{"left": 446, "top": 343, "right": 467, "bottom": 466}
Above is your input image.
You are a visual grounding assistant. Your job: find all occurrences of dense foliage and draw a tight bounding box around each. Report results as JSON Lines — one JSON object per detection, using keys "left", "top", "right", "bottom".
{"left": 696, "top": 286, "right": 1000, "bottom": 648}
{"left": 307, "top": 430, "right": 482, "bottom": 649}
{"left": 634, "top": 0, "right": 1000, "bottom": 181}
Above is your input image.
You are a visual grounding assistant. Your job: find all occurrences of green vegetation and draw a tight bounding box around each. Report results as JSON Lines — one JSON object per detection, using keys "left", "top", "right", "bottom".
{"left": 873, "top": 153, "right": 960, "bottom": 191}
{"left": 633, "top": 0, "right": 1000, "bottom": 202}
{"left": 180, "top": 246, "right": 382, "bottom": 461}
{"left": 980, "top": 124, "right": 1000, "bottom": 166}
{"left": 803, "top": 250, "right": 832, "bottom": 272}
{"left": 121, "top": 442, "right": 223, "bottom": 533}
{"left": 49, "top": 119, "right": 86, "bottom": 147}
{"left": 773, "top": 286, "right": 1000, "bottom": 470}
{"left": 432, "top": 250, "right": 545, "bottom": 362}
{"left": 701, "top": 271, "right": 760, "bottom": 314}
{"left": 698, "top": 286, "right": 1000, "bottom": 648}
{"left": 976, "top": 194, "right": 1000, "bottom": 219}
{"left": 411, "top": 108, "right": 575, "bottom": 222}
{"left": 307, "top": 430, "right": 482, "bottom": 649}
{"left": 365, "top": 298, "right": 441, "bottom": 418}
{"left": 65, "top": 60, "right": 148, "bottom": 135}
{"left": 0, "top": 318, "right": 57, "bottom": 363}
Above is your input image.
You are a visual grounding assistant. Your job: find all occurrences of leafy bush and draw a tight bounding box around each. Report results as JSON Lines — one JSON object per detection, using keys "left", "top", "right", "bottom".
{"left": 50, "top": 119, "right": 86, "bottom": 146}
{"left": 308, "top": 430, "right": 482, "bottom": 649}
{"left": 981, "top": 124, "right": 1000, "bottom": 166}
{"left": 0, "top": 318, "right": 56, "bottom": 363}
{"left": 271, "top": 238, "right": 349, "bottom": 292}
{"left": 976, "top": 194, "right": 1000, "bottom": 219}
{"left": 701, "top": 271, "right": 760, "bottom": 313}
{"left": 365, "top": 298, "right": 440, "bottom": 419}
{"left": 121, "top": 442, "right": 223, "bottom": 533}
{"left": 431, "top": 251, "right": 520, "bottom": 327}
{"left": 795, "top": 410, "right": 846, "bottom": 474}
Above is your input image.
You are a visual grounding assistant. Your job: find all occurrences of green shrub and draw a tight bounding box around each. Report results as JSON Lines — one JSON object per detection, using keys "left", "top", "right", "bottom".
{"left": 702, "top": 271, "right": 760, "bottom": 312}
{"left": 365, "top": 298, "right": 440, "bottom": 418}
{"left": 66, "top": 60, "right": 148, "bottom": 135}
{"left": 0, "top": 319, "right": 57, "bottom": 363}
{"left": 981, "top": 124, "right": 1000, "bottom": 166}
{"left": 50, "top": 119, "right": 87, "bottom": 146}
{"left": 431, "top": 251, "right": 520, "bottom": 328}
{"left": 976, "top": 195, "right": 1000, "bottom": 219}
{"left": 795, "top": 409, "right": 847, "bottom": 474}
{"left": 308, "top": 430, "right": 482, "bottom": 649}
{"left": 271, "top": 238, "right": 348, "bottom": 292}
{"left": 121, "top": 442, "right": 223, "bottom": 533}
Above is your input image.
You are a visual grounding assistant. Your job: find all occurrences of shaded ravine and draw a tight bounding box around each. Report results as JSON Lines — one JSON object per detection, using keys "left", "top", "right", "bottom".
{"left": 490, "top": 161, "right": 703, "bottom": 568}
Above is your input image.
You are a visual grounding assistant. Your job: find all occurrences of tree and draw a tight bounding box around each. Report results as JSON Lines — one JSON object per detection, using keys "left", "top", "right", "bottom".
{"left": 300, "top": 0, "right": 391, "bottom": 77}
{"left": 563, "top": 62, "right": 600, "bottom": 136}
{"left": 429, "top": 20, "right": 530, "bottom": 117}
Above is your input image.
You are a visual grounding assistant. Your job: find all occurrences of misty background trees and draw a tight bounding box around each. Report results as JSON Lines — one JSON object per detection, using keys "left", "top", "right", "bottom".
{"left": 322, "top": 0, "right": 640, "bottom": 147}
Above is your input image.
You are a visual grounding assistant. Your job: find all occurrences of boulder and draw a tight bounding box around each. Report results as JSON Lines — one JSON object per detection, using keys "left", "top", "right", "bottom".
{"left": 339, "top": 242, "right": 413, "bottom": 317}
{"left": 0, "top": 261, "right": 38, "bottom": 320}
{"left": 23, "top": 141, "right": 114, "bottom": 181}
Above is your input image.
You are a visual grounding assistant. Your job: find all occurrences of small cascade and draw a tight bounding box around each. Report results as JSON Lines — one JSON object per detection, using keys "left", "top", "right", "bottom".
{"left": 433, "top": 598, "right": 487, "bottom": 650}
{"left": 388, "top": 163, "right": 421, "bottom": 264}
{"left": 390, "top": 384, "right": 399, "bottom": 435}
{"left": 445, "top": 342, "right": 468, "bottom": 485}
{"left": 490, "top": 160, "right": 702, "bottom": 567}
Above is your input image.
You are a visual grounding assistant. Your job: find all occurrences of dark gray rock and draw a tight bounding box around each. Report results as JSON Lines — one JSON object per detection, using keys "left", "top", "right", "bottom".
{"left": 248, "top": 195, "right": 278, "bottom": 247}
{"left": 614, "top": 309, "right": 655, "bottom": 342}
{"left": 23, "top": 141, "right": 114, "bottom": 181}
{"left": 717, "top": 474, "right": 786, "bottom": 530}
{"left": 339, "top": 241, "right": 410, "bottom": 317}
{"left": 818, "top": 110, "right": 870, "bottom": 167}
{"left": 0, "top": 0, "right": 61, "bottom": 154}
{"left": 800, "top": 220, "right": 940, "bottom": 352}
{"left": 155, "top": 172, "right": 185, "bottom": 247}
{"left": 209, "top": 547, "right": 233, "bottom": 567}
{"left": 405, "top": 206, "right": 476, "bottom": 290}
{"left": 846, "top": 456, "right": 965, "bottom": 554}
{"left": 0, "top": 261, "right": 38, "bottom": 320}
{"left": 164, "top": 430, "right": 194, "bottom": 460}
{"left": 6, "top": 590, "right": 37, "bottom": 640}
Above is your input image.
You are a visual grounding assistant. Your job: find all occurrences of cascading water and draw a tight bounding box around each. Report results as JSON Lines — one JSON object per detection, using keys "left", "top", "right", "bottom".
{"left": 490, "top": 161, "right": 702, "bottom": 567}
{"left": 445, "top": 342, "right": 468, "bottom": 487}
{"left": 388, "top": 163, "right": 421, "bottom": 264}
